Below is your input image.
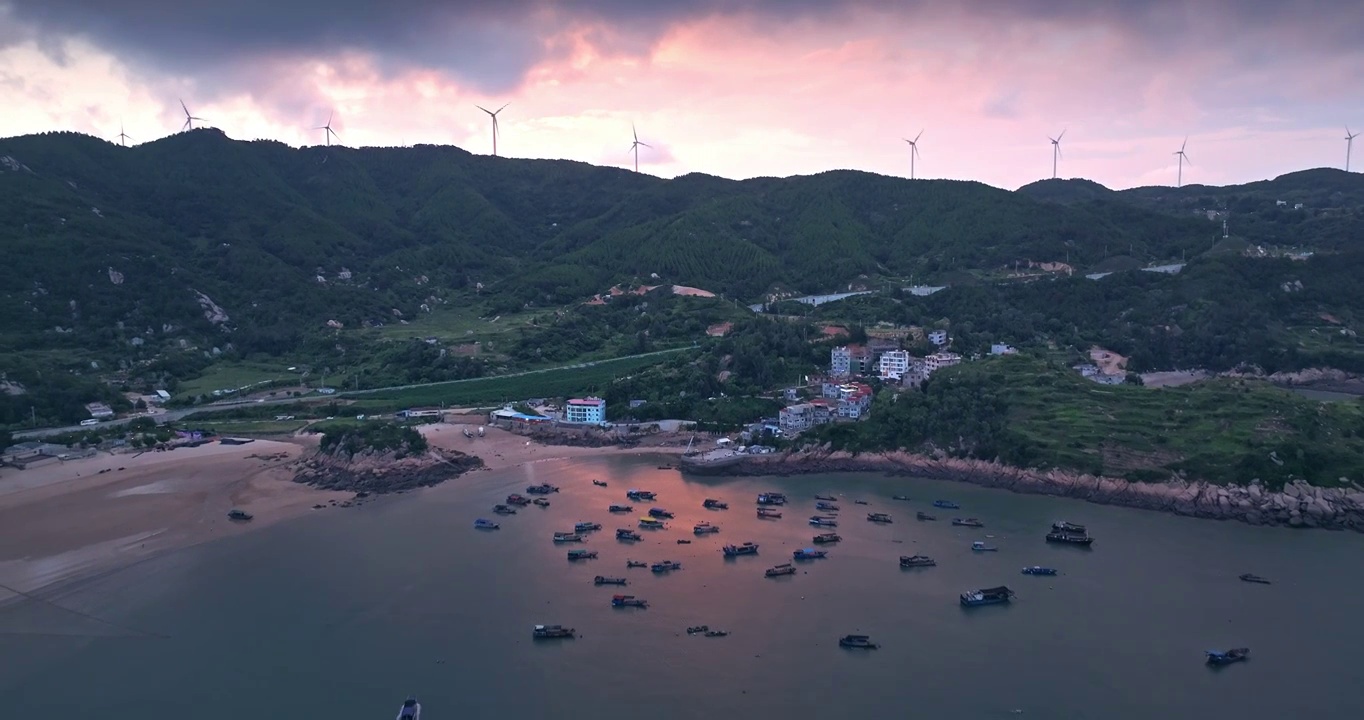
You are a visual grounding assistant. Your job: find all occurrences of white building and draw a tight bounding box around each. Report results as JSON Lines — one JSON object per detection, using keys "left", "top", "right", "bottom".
{"left": 990, "top": 343, "right": 1017, "bottom": 355}
{"left": 877, "top": 350, "right": 911, "bottom": 381}
{"left": 565, "top": 397, "right": 606, "bottom": 424}
{"left": 928, "top": 330, "right": 949, "bottom": 346}
{"left": 85, "top": 402, "right": 114, "bottom": 419}
{"left": 830, "top": 346, "right": 852, "bottom": 378}
{"left": 924, "top": 352, "right": 962, "bottom": 374}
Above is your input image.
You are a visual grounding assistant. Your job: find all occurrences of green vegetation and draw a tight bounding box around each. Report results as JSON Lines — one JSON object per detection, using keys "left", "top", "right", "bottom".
{"left": 812, "top": 356, "right": 1364, "bottom": 488}
{"left": 320, "top": 421, "right": 428, "bottom": 458}
{"left": 173, "top": 361, "right": 295, "bottom": 398}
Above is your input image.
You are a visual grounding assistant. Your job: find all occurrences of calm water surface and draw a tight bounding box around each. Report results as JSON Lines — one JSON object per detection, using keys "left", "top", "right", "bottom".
{"left": 3, "top": 454, "right": 1363, "bottom": 719}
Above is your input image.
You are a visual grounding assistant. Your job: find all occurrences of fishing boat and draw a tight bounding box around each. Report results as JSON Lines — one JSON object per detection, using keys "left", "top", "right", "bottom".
{"left": 1052, "top": 521, "right": 1087, "bottom": 534}
{"left": 916, "top": 511, "right": 937, "bottom": 521}
{"left": 1239, "top": 573, "right": 1272, "bottom": 585}
{"left": 626, "top": 489, "right": 657, "bottom": 501}
{"left": 1205, "top": 648, "right": 1250, "bottom": 666}
{"left": 952, "top": 518, "right": 984, "bottom": 527}
{"left": 702, "top": 498, "right": 729, "bottom": 510}
{"left": 552, "top": 532, "right": 582, "bottom": 543}
{"left": 532, "top": 498, "right": 550, "bottom": 507}
{"left": 492, "top": 504, "right": 516, "bottom": 515}
{"left": 506, "top": 494, "right": 530, "bottom": 506}
{"left": 526, "top": 483, "right": 560, "bottom": 494}
{"left": 703, "top": 630, "right": 729, "bottom": 637}
{"left": 793, "top": 548, "right": 827, "bottom": 560}
{"left": 574, "top": 521, "right": 602, "bottom": 532}
{"left": 474, "top": 518, "right": 500, "bottom": 530}
{"left": 594, "top": 576, "right": 628, "bottom": 585}
{"left": 611, "top": 594, "right": 648, "bottom": 608}
{"left": 532, "top": 624, "right": 575, "bottom": 639}
{"left": 676, "top": 539, "right": 691, "bottom": 545}
{"left": 567, "top": 549, "right": 598, "bottom": 560}
{"left": 933, "top": 500, "right": 960, "bottom": 509}
{"left": 648, "top": 507, "right": 675, "bottom": 519}
{"left": 227, "top": 509, "right": 253, "bottom": 521}
{"left": 638, "top": 516, "right": 665, "bottom": 529}
{"left": 1046, "top": 529, "right": 1094, "bottom": 546}
{"left": 838, "top": 634, "right": 879, "bottom": 649}
{"left": 650, "top": 560, "right": 682, "bottom": 573}
{"left": 616, "top": 529, "right": 642, "bottom": 541}
{"left": 626, "top": 560, "right": 647, "bottom": 568}
{"left": 608, "top": 504, "right": 633, "bottom": 513}
{"left": 757, "top": 508, "right": 782, "bottom": 519}
{"left": 686, "top": 625, "right": 710, "bottom": 634}
{"left": 816, "top": 501, "right": 840, "bottom": 512}
{"left": 900, "top": 555, "right": 936, "bottom": 567}
{"left": 960, "top": 586, "right": 1014, "bottom": 607}
{"left": 854, "top": 500, "right": 869, "bottom": 505}
{"left": 395, "top": 695, "right": 422, "bottom": 719}
{"left": 592, "top": 479, "right": 608, "bottom": 487}
{"left": 765, "top": 563, "right": 797, "bottom": 577}
{"left": 1021, "top": 566, "right": 1057, "bottom": 576}
{"left": 892, "top": 495, "right": 911, "bottom": 501}
{"left": 971, "top": 541, "right": 998, "bottom": 552}
{"left": 867, "top": 512, "right": 893, "bottom": 523}
{"left": 809, "top": 516, "right": 838, "bottom": 527}
{"left": 756, "top": 492, "right": 788, "bottom": 506}
{"left": 812, "top": 532, "right": 842, "bottom": 544}
{"left": 814, "top": 494, "right": 837, "bottom": 501}
{"left": 693, "top": 521, "right": 720, "bottom": 535}
{"left": 723, "top": 542, "right": 760, "bottom": 557}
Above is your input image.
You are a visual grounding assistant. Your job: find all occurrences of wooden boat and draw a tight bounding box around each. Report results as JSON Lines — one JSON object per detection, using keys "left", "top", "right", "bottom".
{"left": 814, "top": 495, "right": 837, "bottom": 501}
{"left": 757, "top": 508, "right": 782, "bottom": 519}
{"left": 686, "top": 625, "right": 710, "bottom": 634}
{"left": 1239, "top": 573, "right": 1272, "bottom": 585}
{"left": 765, "top": 563, "right": 796, "bottom": 577}
{"left": 611, "top": 594, "right": 648, "bottom": 608}
{"left": 626, "top": 560, "right": 647, "bottom": 568}
{"left": 867, "top": 512, "right": 893, "bottom": 523}
{"left": 574, "top": 521, "right": 602, "bottom": 532}
{"left": 650, "top": 560, "right": 682, "bottom": 573}
{"left": 567, "top": 549, "right": 598, "bottom": 560}
{"left": 793, "top": 548, "right": 827, "bottom": 560}
{"left": 1021, "top": 566, "right": 1057, "bottom": 576}
{"left": 1046, "top": 530, "right": 1094, "bottom": 546}
{"left": 816, "top": 502, "right": 840, "bottom": 512}
{"left": 960, "top": 586, "right": 1014, "bottom": 607}
{"left": 227, "top": 509, "right": 253, "bottom": 521}
{"left": 505, "top": 494, "right": 530, "bottom": 506}
{"left": 676, "top": 539, "right": 691, "bottom": 544}
{"left": 552, "top": 532, "right": 583, "bottom": 543}
{"left": 933, "top": 500, "right": 960, "bottom": 509}
{"left": 899, "top": 555, "right": 936, "bottom": 567}
{"left": 532, "top": 624, "right": 575, "bottom": 639}
{"left": 592, "top": 479, "right": 608, "bottom": 487}
{"left": 839, "top": 634, "right": 879, "bottom": 649}
{"left": 492, "top": 504, "right": 516, "bottom": 515}
{"left": 703, "top": 498, "right": 729, "bottom": 510}
{"left": 1206, "top": 648, "right": 1250, "bottom": 666}
{"left": 532, "top": 498, "right": 550, "bottom": 507}
{"left": 812, "top": 532, "right": 842, "bottom": 544}
{"left": 693, "top": 521, "right": 721, "bottom": 535}
{"left": 594, "top": 576, "right": 628, "bottom": 585}
{"left": 616, "top": 528, "right": 642, "bottom": 541}
{"left": 971, "top": 541, "right": 998, "bottom": 552}
{"left": 626, "top": 489, "right": 657, "bottom": 501}
{"left": 723, "top": 542, "right": 759, "bottom": 557}
{"left": 473, "top": 518, "right": 500, "bottom": 530}
{"left": 952, "top": 518, "right": 984, "bottom": 527}
{"left": 916, "top": 511, "right": 937, "bottom": 521}
{"left": 703, "top": 629, "right": 729, "bottom": 637}
{"left": 608, "top": 504, "right": 633, "bottom": 513}
{"left": 892, "top": 495, "right": 911, "bottom": 501}
{"left": 526, "top": 483, "right": 560, "bottom": 494}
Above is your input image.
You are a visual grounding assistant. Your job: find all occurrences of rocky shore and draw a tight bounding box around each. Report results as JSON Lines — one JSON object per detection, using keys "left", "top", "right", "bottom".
{"left": 292, "top": 447, "right": 484, "bottom": 494}
{"left": 713, "top": 449, "right": 1364, "bottom": 532}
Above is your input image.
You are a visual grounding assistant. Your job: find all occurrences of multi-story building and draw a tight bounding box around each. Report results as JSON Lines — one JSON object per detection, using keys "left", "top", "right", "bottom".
{"left": 877, "top": 350, "right": 911, "bottom": 381}
{"left": 924, "top": 352, "right": 962, "bottom": 374}
{"left": 928, "top": 330, "right": 949, "bottom": 346}
{"left": 565, "top": 397, "right": 606, "bottom": 424}
{"left": 990, "top": 343, "right": 1017, "bottom": 355}
{"left": 836, "top": 383, "right": 874, "bottom": 419}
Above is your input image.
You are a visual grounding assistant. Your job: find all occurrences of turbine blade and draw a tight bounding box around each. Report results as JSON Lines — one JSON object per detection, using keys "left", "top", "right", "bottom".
{"left": 1180, "top": 136, "right": 1188, "bottom": 152}
{"left": 496, "top": 103, "right": 509, "bottom": 114}
{"left": 1058, "top": 129, "right": 1066, "bottom": 141}
{"left": 179, "top": 98, "right": 189, "bottom": 115}
{"left": 639, "top": 142, "right": 652, "bottom": 149}
{"left": 914, "top": 129, "right": 923, "bottom": 143}
{"left": 633, "top": 123, "right": 639, "bottom": 142}
{"left": 476, "top": 105, "right": 492, "bottom": 115}
{"left": 1183, "top": 154, "right": 1191, "bottom": 165}
{"left": 328, "top": 111, "right": 334, "bottom": 126}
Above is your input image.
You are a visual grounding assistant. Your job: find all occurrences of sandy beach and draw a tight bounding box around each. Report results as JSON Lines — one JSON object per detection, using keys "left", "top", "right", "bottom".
{"left": 0, "top": 425, "right": 685, "bottom": 602}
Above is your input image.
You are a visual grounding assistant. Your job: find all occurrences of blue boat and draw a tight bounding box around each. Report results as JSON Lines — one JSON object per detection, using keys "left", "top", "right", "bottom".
{"left": 933, "top": 500, "right": 960, "bottom": 509}
{"left": 793, "top": 548, "right": 827, "bottom": 560}
{"left": 474, "top": 518, "right": 500, "bottom": 530}
{"left": 1021, "top": 566, "right": 1057, "bottom": 576}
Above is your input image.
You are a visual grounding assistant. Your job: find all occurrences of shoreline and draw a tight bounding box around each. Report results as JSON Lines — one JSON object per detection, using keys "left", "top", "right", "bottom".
{"left": 696, "top": 449, "right": 1364, "bottom": 532}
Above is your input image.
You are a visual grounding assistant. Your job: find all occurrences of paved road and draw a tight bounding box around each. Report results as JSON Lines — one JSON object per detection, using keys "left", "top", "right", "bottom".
{"left": 13, "top": 347, "right": 693, "bottom": 440}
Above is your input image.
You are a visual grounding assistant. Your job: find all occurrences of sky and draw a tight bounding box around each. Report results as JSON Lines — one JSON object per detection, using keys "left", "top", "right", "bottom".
{"left": 2, "top": 0, "right": 1362, "bottom": 190}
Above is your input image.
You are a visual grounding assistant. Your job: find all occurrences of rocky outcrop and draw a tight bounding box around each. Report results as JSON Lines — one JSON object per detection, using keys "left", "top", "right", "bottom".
{"left": 292, "top": 447, "right": 483, "bottom": 494}
{"left": 710, "top": 449, "right": 1364, "bottom": 532}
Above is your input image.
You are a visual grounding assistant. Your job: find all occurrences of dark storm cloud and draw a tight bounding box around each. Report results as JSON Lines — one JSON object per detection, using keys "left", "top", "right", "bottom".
{"left": 2, "top": 0, "right": 1359, "bottom": 93}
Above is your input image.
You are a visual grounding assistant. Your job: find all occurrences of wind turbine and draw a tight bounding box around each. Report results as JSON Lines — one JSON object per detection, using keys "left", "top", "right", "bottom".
{"left": 1347, "top": 127, "right": 1360, "bottom": 172}
{"left": 115, "top": 121, "right": 131, "bottom": 147}
{"left": 315, "top": 111, "right": 340, "bottom": 146}
{"left": 1173, "top": 136, "right": 1191, "bottom": 188}
{"left": 903, "top": 130, "right": 923, "bottom": 180}
{"left": 476, "top": 103, "right": 508, "bottom": 156}
{"left": 1049, "top": 130, "right": 1066, "bottom": 179}
{"left": 179, "top": 99, "right": 205, "bottom": 132}
{"left": 629, "top": 124, "right": 651, "bottom": 173}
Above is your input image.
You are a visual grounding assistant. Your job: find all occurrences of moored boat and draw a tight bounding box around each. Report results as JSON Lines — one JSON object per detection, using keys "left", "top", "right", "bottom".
{"left": 693, "top": 521, "right": 720, "bottom": 535}
{"left": 594, "top": 576, "right": 628, "bottom": 585}
{"left": 626, "top": 489, "right": 656, "bottom": 501}
{"left": 532, "top": 498, "right": 551, "bottom": 507}
{"left": 574, "top": 521, "right": 602, "bottom": 532}
{"left": 867, "top": 512, "right": 893, "bottom": 523}
{"left": 648, "top": 507, "right": 674, "bottom": 519}
{"left": 900, "top": 555, "right": 936, "bottom": 567}
{"left": 638, "top": 516, "right": 665, "bottom": 529}
{"left": 916, "top": 511, "right": 937, "bottom": 521}
{"left": 854, "top": 500, "right": 869, "bottom": 505}
{"left": 686, "top": 625, "right": 710, "bottom": 634}
{"left": 608, "top": 504, "right": 633, "bottom": 513}
{"left": 1021, "top": 566, "right": 1057, "bottom": 576}
{"left": 703, "top": 629, "right": 729, "bottom": 637}
{"left": 592, "top": 479, "right": 608, "bottom": 487}
{"left": 650, "top": 560, "right": 682, "bottom": 573}
{"left": 793, "top": 548, "right": 827, "bottom": 560}
{"left": 809, "top": 516, "right": 837, "bottom": 527}
{"left": 756, "top": 492, "right": 788, "bottom": 506}
{"left": 757, "top": 508, "right": 782, "bottom": 519}
{"left": 814, "top": 494, "right": 837, "bottom": 501}
{"left": 1239, "top": 573, "right": 1272, "bottom": 585}
{"left": 616, "top": 528, "right": 642, "bottom": 541}
{"left": 1205, "top": 647, "right": 1250, "bottom": 665}
{"left": 960, "top": 586, "right": 1014, "bottom": 606}
{"left": 933, "top": 500, "right": 960, "bottom": 509}
{"left": 526, "top": 483, "right": 560, "bottom": 494}
{"left": 816, "top": 501, "right": 840, "bottom": 512}
{"left": 723, "top": 542, "right": 760, "bottom": 557}
{"left": 532, "top": 624, "right": 575, "bottom": 639}
{"left": 227, "top": 509, "right": 253, "bottom": 521}
{"left": 396, "top": 695, "right": 421, "bottom": 719}
{"left": 839, "top": 634, "right": 879, "bottom": 649}
{"left": 492, "top": 504, "right": 516, "bottom": 515}
{"left": 703, "top": 498, "right": 729, "bottom": 510}
{"left": 892, "top": 495, "right": 911, "bottom": 501}
{"left": 552, "top": 532, "right": 583, "bottom": 543}
{"left": 611, "top": 594, "right": 648, "bottom": 608}
{"left": 971, "top": 541, "right": 998, "bottom": 552}
{"left": 1052, "top": 521, "right": 1087, "bottom": 534}
{"left": 812, "top": 532, "right": 842, "bottom": 544}
{"left": 1046, "top": 529, "right": 1094, "bottom": 546}
{"left": 952, "top": 518, "right": 983, "bottom": 527}
{"left": 474, "top": 518, "right": 500, "bottom": 530}
{"left": 567, "top": 549, "right": 598, "bottom": 560}
{"left": 676, "top": 539, "right": 691, "bottom": 544}
{"left": 506, "top": 494, "right": 530, "bottom": 506}
{"left": 765, "top": 563, "right": 796, "bottom": 577}
{"left": 626, "top": 560, "right": 647, "bottom": 568}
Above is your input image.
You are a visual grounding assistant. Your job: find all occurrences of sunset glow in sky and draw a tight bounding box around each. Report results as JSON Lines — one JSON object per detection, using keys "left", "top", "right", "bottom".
{"left": 3, "top": 1, "right": 1362, "bottom": 189}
